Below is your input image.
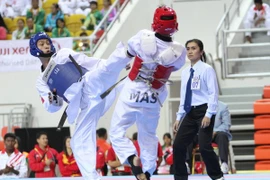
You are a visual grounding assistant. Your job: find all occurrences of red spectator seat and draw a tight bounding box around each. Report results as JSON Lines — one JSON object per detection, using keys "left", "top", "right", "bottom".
{"left": 254, "top": 115, "right": 270, "bottom": 130}
{"left": 1, "top": 126, "right": 20, "bottom": 139}
{"left": 263, "top": 86, "right": 270, "bottom": 98}
{"left": 254, "top": 99, "right": 270, "bottom": 114}
{"left": 93, "top": 30, "right": 104, "bottom": 44}
{"left": 255, "top": 146, "right": 270, "bottom": 160}
{"left": 0, "top": 141, "right": 4, "bottom": 150}
{"left": 255, "top": 161, "right": 270, "bottom": 170}
{"left": 254, "top": 130, "right": 270, "bottom": 145}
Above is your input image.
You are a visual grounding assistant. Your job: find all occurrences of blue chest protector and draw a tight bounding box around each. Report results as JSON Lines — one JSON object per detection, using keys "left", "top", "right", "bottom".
{"left": 42, "top": 58, "right": 88, "bottom": 102}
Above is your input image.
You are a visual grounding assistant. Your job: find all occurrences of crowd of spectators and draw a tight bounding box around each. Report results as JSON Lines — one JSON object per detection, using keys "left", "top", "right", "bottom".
{"left": 0, "top": 128, "right": 175, "bottom": 178}
{"left": 0, "top": 126, "right": 236, "bottom": 178}
{"left": 0, "top": 0, "right": 120, "bottom": 53}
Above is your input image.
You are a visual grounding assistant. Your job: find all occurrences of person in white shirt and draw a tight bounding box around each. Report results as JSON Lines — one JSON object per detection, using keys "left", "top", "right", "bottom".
{"left": 0, "top": 133, "right": 28, "bottom": 178}
{"left": 173, "top": 39, "right": 224, "bottom": 180}
{"left": 58, "top": 0, "right": 77, "bottom": 15}
{"left": 75, "top": 0, "right": 91, "bottom": 16}
{"left": 0, "top": 0, "right": 30, "bottom": 18}
{"left": 244, "top": 0, "right": 270, "bottom": 43}
{"left": 12, "top": 18, "right": 26, "bottom": 40}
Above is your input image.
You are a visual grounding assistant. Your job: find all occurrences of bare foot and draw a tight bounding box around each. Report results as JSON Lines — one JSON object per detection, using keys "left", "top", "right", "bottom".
{"left": 137, "top": 173, "right": 147, "bottom": 180}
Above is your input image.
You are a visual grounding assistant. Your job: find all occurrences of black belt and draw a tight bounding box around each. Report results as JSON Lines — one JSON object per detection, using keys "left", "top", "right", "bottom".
{"left": 138, "top": 75, "right": 152, "bottom": 81}
{"left": 191, "top": 103, "right": 207, "bottom": 109}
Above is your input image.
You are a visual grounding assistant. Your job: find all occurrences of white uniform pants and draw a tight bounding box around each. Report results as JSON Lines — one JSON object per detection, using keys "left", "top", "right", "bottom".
{"left": 244, "top": 18, "right": 270, "bottom": 36}
{"left": 71, "top": 105, "right": 103, "bottom": 180}
{"left": 110, "top": 100, "right": 160, "bottom": 175}
{"left": 70, "top": 43, "right": 130, "bottom": 180}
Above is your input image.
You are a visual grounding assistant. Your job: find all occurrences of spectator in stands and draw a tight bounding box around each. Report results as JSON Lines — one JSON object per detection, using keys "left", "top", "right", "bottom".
{"left": 244, "top": 0, "right": 270, "bottom": 43}
{"left": 132, "top": 132, "right": 163, "bottom": 175}
{"left": 106, "top": 146, "right": 132, "bottom": 176}
{"left": 96, "top": 128, "right": 111, "bottom": 176}
{"left": 82, "top": 1, "right": 103, "bottom": 30}
{"left": 186, "top": 101, "right": 233, "bottom": 174}
{"left": 14, "top": 136, "right": 29, "bottom": 176}
{"left": 26, "top": 0, "right": 45, "bottom": 26}
{"left": 101, "top": 0, "right": 116, "bottom": 25}
{"left": 24, "top": 17, "right": 43, "bottom": 39}
{"left": 75, "top": 0, "right": 91, "bottom": 16}
{"left": 96, "top": 128, "right": 111, "bottom": 155}
{"left": 14, "top": 136, "right": 29, "bottom": 161}
{"left": 57, "top": 136, "right": 81, "bottom": 177}
{"left": 12, "top": 18, "right": 26, "bottom": 40}
{"left": 0, "top": 26, "right": 7, "bottom": 40}
{"left": 44, "top": 3, "right": 64, "bottom": 32}
{"left": 73, "top": 31, "right": 90, "bottom": 52}
{"left": 212, "top": 101, "right": 232, "bottom": 174}
{"left": 0, "top": 133, "right": 28, "bottom": 178}
{"left": 28, "top": 131, "right": 58, "bottom": 178}
{"left": 58, "top": 0, "right": 77, "bottom": 15}
{"left": 52, "top": 18, "right": 71, "bottom": 38}
{"left": 158, "top": 133, "right": 173, "bottom": 175}
{"left": 0, "top": 0, "right": 29, "bottom": 18}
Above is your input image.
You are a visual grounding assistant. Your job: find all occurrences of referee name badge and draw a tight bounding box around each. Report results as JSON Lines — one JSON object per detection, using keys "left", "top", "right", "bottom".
{"left": 191, "top": 76, "right": 200, "bottom": 90}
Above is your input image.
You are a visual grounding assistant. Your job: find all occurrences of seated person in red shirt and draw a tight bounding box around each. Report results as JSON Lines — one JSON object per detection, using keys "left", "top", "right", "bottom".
{"left": 106, "top": 146, "right": 132, "bottom": 176}
{"left": 96, "top": 128, "right": 111, "bottom": 176}
{"left": 96, "top": 146, "right": 106, "bottom": 176}
{"left": 57, "top": 136, "right": 81, "bottom": 177}
{"left": 132, "top": 132, "right": 163, "bottom": 175}
{"left": 28, "top": 131, "right": 58, "bottom": 178}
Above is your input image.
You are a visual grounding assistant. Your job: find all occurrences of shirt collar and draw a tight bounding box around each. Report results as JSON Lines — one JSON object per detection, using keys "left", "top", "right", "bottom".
{"left": 190, "top": 60, "right": 203, "bottom": 72}
{"left": 1, "top": 148, "right": 19, "bottom": 155}
{"left": 35, "top": 144, "right": 49, "bottom": 152}
{"left": 155, "top": 33, "right": 172, "bottom": 42}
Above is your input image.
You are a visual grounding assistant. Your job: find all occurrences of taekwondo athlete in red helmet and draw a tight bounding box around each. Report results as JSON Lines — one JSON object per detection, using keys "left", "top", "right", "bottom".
{"left": 29, "top": 32, "right": 132, "bottom": 180}
{"left": 110, "top": 6, "right": 186, "bottom": 180}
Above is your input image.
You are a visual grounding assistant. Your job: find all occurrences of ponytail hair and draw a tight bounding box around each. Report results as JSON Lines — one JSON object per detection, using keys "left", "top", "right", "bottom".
{"left": 185, "top": 38, "right": 207, "bottom": 63}
{"left": 63, "top": 136, "right": 71, "bottom": 156}
{"left": 201, "top": 51, "right": 206, "bottom": 63}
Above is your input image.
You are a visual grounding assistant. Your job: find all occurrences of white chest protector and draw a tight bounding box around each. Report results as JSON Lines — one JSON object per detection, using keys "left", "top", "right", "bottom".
{"left": 128, "top": 31, "right": 184, "bottom": 89}
{"left": 140, "top": 31, "right": 184, "bottom": 65}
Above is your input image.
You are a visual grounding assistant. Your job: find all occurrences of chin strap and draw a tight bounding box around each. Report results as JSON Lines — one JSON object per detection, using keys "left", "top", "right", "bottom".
{"left": 39, "top": 52, "right": 54, "bottom": 58}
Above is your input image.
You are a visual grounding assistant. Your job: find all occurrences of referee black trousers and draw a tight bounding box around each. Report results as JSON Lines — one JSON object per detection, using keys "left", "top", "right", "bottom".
{"left": 173, "top": 104, "right": 223, "bottom": 180}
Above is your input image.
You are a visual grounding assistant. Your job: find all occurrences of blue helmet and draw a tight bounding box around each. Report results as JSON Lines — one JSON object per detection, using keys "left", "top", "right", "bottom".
{"left": 29, "top": 32, "right": 56, "bottom": 57}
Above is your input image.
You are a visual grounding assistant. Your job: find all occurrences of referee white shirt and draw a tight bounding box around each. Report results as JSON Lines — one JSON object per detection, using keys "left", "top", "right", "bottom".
{"left": 176, "top": 60, "right": 219, "bottom": 121}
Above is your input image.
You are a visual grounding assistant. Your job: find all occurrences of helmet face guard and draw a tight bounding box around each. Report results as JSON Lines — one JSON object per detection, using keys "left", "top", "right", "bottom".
{"left": 29, "top": 32, "right": 56, "bottom": 57}
{"left": 152, "top": 6, "right": 178, "bottom": 36}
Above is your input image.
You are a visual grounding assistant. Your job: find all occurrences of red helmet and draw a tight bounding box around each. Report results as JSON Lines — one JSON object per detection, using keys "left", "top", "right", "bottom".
{"left": 152, "top": 6, "right": 178, "bottom": 36}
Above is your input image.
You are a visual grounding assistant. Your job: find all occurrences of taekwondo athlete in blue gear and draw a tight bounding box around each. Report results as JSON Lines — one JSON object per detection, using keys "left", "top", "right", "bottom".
{"left": 30, "top": 32, "right": 133, "bottom": 180}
